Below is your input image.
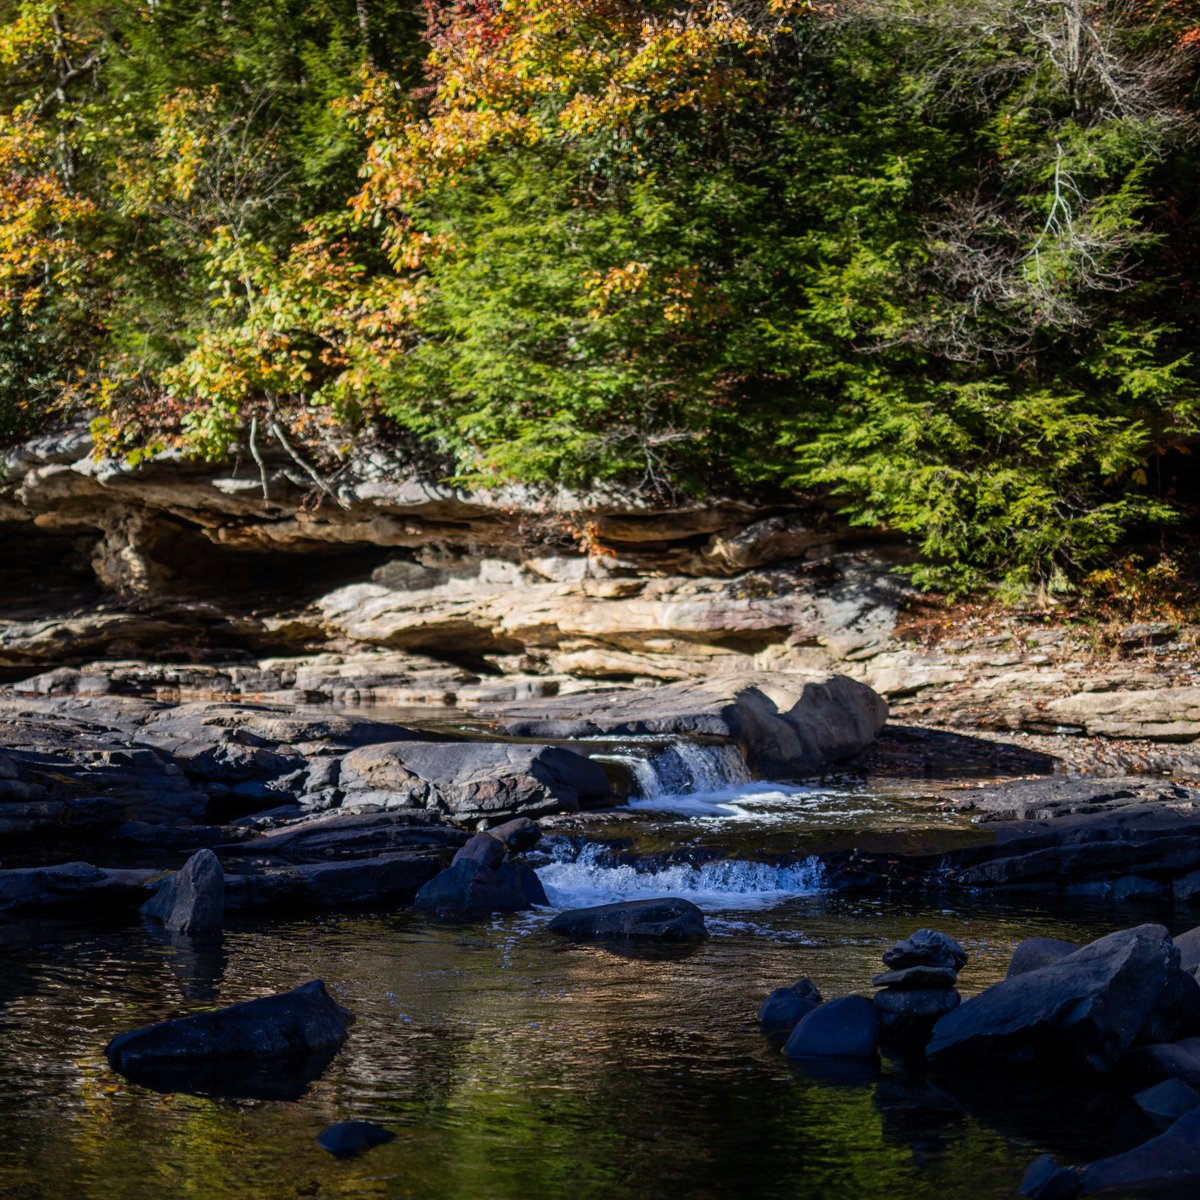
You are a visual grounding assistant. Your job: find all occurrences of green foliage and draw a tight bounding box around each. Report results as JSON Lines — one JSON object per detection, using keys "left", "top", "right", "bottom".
{"left": 2, "top": 0, "right": 1200, "bottom": 594}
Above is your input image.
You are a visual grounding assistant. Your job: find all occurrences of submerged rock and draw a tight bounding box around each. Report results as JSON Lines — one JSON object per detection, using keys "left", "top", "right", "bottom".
{"left": 783, "top": 996, "right": 880, "bottom": 1059}
{"left": 547, "top": 898, "right": 707, "bottom": 942}
{"left": 317, "top": 1121, "right": 395, "bottom": 1159}
{"left": 928, "top": 925, "right": 1197, "bottom": 1075}
{"left": 758, "top": 979, "right": 823, "bottom": 1041}
{"left": 1020, "top": 1155, "right": 1082, "bottom": 1199}
{"left": 140, "top": 848, "right": 223, "bottom": 936}
{"left": 105, "top": 980, "right": 354, "bottom": 1082}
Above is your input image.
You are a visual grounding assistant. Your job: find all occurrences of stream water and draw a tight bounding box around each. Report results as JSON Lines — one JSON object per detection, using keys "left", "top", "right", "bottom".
{"left": 0, "top": 738, "right": 1189, "bottom": 1200}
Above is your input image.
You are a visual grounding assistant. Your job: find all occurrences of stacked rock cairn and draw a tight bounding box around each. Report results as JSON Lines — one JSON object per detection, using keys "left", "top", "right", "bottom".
{"left": 872, "top": 928, "right": 967, "bottom": 1040}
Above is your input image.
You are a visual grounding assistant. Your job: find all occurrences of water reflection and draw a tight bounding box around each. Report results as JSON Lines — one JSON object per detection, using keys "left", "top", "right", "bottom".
{"left": 0, "top": 894, "right": 1178, "bottom": 1199}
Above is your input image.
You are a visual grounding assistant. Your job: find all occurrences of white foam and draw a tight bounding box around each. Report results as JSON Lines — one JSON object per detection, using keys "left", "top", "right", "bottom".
{"left": 535, "top": 842, "right": 826, "bottom": 912}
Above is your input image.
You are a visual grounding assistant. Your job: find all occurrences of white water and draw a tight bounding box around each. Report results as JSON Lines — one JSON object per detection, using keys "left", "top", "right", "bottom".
{"left": 536, "top": 841, "right": 826, "bottom": 912}
{"left": 592, "top": 738, "right": 750, "bottom": 800}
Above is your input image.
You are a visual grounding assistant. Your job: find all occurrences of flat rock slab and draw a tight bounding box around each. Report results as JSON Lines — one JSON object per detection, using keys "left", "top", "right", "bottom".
{"left": 339, "top": 741, "right": 611, "bottom": 822}
{"left": 0, "top": 861, "right": 157, "bottom": 915}
{"left": 548, "top": 897, "right": 707, "bottom": 942}
{"left": 494, "top": 673, "right": 888, "bottom": 779}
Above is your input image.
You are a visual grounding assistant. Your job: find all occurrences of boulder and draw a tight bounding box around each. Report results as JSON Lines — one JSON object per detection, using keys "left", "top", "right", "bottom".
{"left": 317, "top": 1121, "right": 395, "bottom": 1159}
{"left": 496, "top": 673, "right": 888, "bottom": 779}
{"left": 105, "top": 980, "right": 354, "bottom": 1073}
{"left": 1079, "top": 1105, "right": 1200, "bottom": 1194}
{"left": 928, "top": 925, "right": 1193, "bottom": 1075}
{"left": 783, "top": 996, "right": 880, "bottom": 1059}
{"left": 547, "top": 897, "right": 707, "bottom": 942}
{"left": 1175, "top": 924, "right": 1200, "bottom": 974}
{"left": 488, "top": 816, "right": 542, "bottom": 852}
{"left": 871, "top": 966, "right": 958, "bottom": 990}
{"left": 451, "top": 832, "right": 507, "bottom": 870}
{"left": 1009, "top": 937, "right": 1081, "bottom": 979}
{"left": 140, "top": 849, "right": 223, "bottom": 936}
{"left": 1020, "top": 1155, "right": 1082, "bottom": 1199}
{"left": 1134, "top": 1078, "right": 1200, "bottom": 1132}
{"left": 882, "top": 929, "right": 968, "bottom": 973}
{"left": 0, "top": 861, "right": 157, "bottom": 915}
{"left": 339, "top": 741, "right": 611, "bottom": 822}
{"left": 759, "top": 979, "right": 823, "bottom": 1040}
{"left": 412, "top": 857, "right": 548, "bottom": 919}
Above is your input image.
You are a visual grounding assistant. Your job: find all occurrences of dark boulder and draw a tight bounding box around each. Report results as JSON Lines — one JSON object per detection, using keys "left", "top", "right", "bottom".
{"left": 1079, "top": 1106, "right": 1200, "bottom": 1195}
{"left": 1134, "top": 1078, "right": 1200, "bottom": 1132}
{"left": 1009, "top": 937, "right": 1081, "bottom": 979}
{"left": 882, "top": 929, "right": 968, "bottom": 973}
{"left": 413, "top": 857, "right": 548, "bottom": 920}
{"left": 317, "top": 1121, "right": 395, "bottom": 1159}
{"left": 759, "top": 979, "right": 823, "bottom": 1040}
{"left": 783, "top": 996, "right": 880, "bottom": 1059}
{"left": 451, "top": 832, "right": 507, "bottom": 871}
{"left": 105, "top": 980, "right": 354, "bottom": 1080}
{"left": 140, "top": 849, "right": 224, "bottom": 936}
{"left": 1175, "top": 925, "right": 1200, "bottom": 974}
{"left": 928, "top": 924, "right": 1192, "bottom": 1075}
{"left": 875, "top": 987, "right": 961, "bottom": 1044}
{"left": 488, "top": 816, "right": 542, "bottom": 852}
{"left": 1020, "top": 1155, "right": 1082, "bottom": 1199}
{"left": 547, "top": 898, "right": 707, "bottom": 942}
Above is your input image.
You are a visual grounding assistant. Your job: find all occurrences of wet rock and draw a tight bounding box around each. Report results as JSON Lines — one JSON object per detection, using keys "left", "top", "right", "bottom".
{"left": 1009, "top": 937, "right": 1081, "bottom": 979}
{"left": 547, "top": 897, "right": 707, "bottom": 942}
{"left": 783, "top": 996, "right": 880, "bottom": 1059}
{"left": 105, "top": 980, "right": 354, "bottom": 1077}
{"left": 928, "top": 925, "right": 1193, "bottom": 1075}
{"left": 1134, "top": 1078, "right": 1200, "bottom": 1132}
{"left": 451, "top": 832, "right": 507, "bottom": 870}
{"left": 488, "top": 816, "right": 541, "bottom": 852}
{"left": 759, "top": 979, "right": 823, "bottom": 1040}
{"left": 1020, "top": 1155, "right": 1082, "bottom": 1199}
{"left": 882, "top": 929, "right": 968, "bottom": 973}
{"left": 339, "top": 741, "right": 611, "bottom": 823}
{"left": 0, "top": 861, "right": 157, "bottom": 915}
{"left": 317, "top": 1121, "right": 395, "bottom": 1159}
{"left": 1079, "top": 1106, "right": 1200, "bottom": 1194}
{"left": 218, "top": 809, "right": 468, "bottom": 862}
{"left": 140, "top": 849, "right": 223, "bottom": 936}
{"left": 413, "top": 857, "right": 548, "bottom": 920}
{"left": 870, "top": 965, "right": 958, "bottom": 990}
{"left": 496, "top": 673, "right": 888, "bottom": 779}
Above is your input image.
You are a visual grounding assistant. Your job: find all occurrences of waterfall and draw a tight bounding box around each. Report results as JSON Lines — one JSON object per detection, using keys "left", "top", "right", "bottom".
{"left": 592, "top": 739, "right": 750, "bottom": 800}
{"left": 535, "top": 841, "right": 825, "bottom": 911}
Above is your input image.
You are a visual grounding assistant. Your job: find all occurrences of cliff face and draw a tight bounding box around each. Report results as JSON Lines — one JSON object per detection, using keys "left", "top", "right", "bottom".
{"left": 0, "top": 429, "right": 909, "bottom": 696}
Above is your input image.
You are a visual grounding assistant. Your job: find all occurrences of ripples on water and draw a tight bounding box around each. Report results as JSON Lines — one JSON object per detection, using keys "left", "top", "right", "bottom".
{"left": 0, "top": 779, "right": 1182, "bottom": 1200}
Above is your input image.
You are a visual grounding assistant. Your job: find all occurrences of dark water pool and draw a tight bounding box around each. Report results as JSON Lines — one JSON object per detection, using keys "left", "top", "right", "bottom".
{"left": 0, "top": 890, "right": 1177, "bottom": 1200}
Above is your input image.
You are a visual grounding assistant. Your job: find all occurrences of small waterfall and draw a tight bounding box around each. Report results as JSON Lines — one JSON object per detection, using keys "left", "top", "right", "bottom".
{"left": 536, "top": 841, "right": 825, "bottom": 911}
{"left": 591, "top": 739, "right": 750, "bottom": 799}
